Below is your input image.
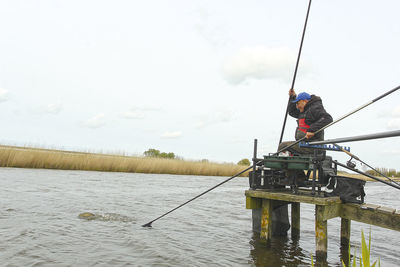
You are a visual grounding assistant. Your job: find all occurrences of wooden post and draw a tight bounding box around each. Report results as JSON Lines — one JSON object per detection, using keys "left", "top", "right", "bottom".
{"left": 291, "top": 202, "right": 300, "bottom": 238}
{"left": 340, "top": 218, "right": 351, "bottom": 247}
{"left": 315, "top": 205, "right": 328, "bottom": 259}
{"left": 260, "top": 199, "right": 273, "bottom": 242}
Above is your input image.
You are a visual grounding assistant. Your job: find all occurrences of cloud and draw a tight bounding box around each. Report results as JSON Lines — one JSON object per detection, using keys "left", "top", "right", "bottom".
{"left": 193, "top": 7, "right": 230, "bottom": 48}
{"left": 161, "top": 131, "right": 182, "bottom": 139}
{"left": 383, "top": 106, "right": 400, "bottom": 129}
{"left": 387, "top": 118, "right": 400, "bottom": 130}
{"left": 120, "top": 111, "right": 145, "bottom": 119}
{"left": 0, "top": 88, "right": 9, "bottom": 102}
{"left": 120, "top": 106, "right": 161, "bottom": 120}
{"left": 221, "top": 46, "right": 304, "bottom": 85}
{"left": 195, "top": 109, "right": 235, "bottom": 129}
{"left": 82, "top": 113, "right": 106, "bottom": 129}
{"left": 43, "top": 103, "right": 62, "bottom": 114}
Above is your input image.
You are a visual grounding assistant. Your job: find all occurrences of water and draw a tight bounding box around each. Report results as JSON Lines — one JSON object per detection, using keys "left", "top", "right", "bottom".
{"left": 0, "top": 168, "right": 399, "bottom": 266}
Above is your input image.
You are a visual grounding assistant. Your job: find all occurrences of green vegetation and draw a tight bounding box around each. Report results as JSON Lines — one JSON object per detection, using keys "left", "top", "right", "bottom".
{"left": 143, "top": 148, "right": 176, "bottom": 159}
{"left": 342, "top": 230, "right": 380, "bottom": 267}
{"left": 237, "top": 158, "right": 251, "bottom": 166}
{"left": 310, "top": 230, "right": 380, "bottom": 267}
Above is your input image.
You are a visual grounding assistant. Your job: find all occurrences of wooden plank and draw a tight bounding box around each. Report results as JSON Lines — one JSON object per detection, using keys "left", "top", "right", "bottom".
{"left": 245, "top": 189, "right": 341, "bottom": 206}
{"left": 377, "top": 206, "right": 396, "bottom": 214}
{"left": 342, "top": 203, "right": 400, "bottom": 232}
{"left": 246, "top": 196, "right": 262, "bottom": 209}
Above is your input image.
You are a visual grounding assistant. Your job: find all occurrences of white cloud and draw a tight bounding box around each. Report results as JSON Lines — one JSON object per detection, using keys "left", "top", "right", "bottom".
{"left": 120, "top": 111, "right": 145, "bottom": 119}
{"left": 391, "top": 106, "right": 400, "bottom": 117}
{"left": 195, "top": 109, "right": 235, "bottom": 129}
{"left": 44, "top": 103, "right": 62, "bottom": 114}
{"left": 387, "top": 118, "right": 400, "bottom": 130}
{"left": 82, "top": 113, "right": 106, "bottom": 129}
{"left": 161, "top": 131, "right": 182, "bottom": 139}
{"left": 221, "top": 46, "right": 305, "bottom": 85}
{"left": 0, "top": 88, "right": 9, "bottom": 102}
{"left": 120, "top": 106, "right": 161, "bottom": 120}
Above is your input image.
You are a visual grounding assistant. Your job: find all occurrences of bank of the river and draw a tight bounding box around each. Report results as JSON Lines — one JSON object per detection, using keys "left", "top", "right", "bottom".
{"left": 0, "top": 145, "right": 396, "bottom": 182}
{"left": 0, "top": 145, "right": 248, "bottom": 177}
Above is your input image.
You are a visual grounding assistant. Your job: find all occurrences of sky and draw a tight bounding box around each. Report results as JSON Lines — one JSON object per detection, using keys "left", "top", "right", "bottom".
{"left": 0, "top": 0, "right": 399, "bottom": 170}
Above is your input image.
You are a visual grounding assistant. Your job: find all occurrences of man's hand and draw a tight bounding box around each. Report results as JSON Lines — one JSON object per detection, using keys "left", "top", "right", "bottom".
{"left": 305, "top": 132, "right": 315, "bottom": 139}
{"left": 289, "top": 89, "right": 296, "bottom": 96}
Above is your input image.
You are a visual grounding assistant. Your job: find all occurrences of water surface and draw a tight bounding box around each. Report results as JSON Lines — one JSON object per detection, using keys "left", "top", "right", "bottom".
{"left": 0, "top": 168, "right": 399, "bottom": 266}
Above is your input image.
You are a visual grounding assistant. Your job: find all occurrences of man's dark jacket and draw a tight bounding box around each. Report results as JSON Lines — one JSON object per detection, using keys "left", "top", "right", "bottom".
{"left": 288, "top": 95, "right": 333, "bottom": 141}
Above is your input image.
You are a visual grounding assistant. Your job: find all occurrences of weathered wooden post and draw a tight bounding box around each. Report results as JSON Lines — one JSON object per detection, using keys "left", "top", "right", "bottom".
{"left": 315, "top": 205, "right": 328, "bottom": 259}
{"left": 340, "top": 218, "right": 351, "bottom": 247}
{"left": 260, "top": 199, "right": 273, "bottom": 241}
{"left": 291, "top": 202, "right": 300, "bottom": 238}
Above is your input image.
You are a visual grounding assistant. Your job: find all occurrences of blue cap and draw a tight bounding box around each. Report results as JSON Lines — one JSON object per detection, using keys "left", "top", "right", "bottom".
{"left": 292, "top": 92, "right": 311, "bottom": 103}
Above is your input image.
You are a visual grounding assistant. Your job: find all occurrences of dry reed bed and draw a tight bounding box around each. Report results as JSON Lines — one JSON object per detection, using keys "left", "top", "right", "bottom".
{"left": 0, "top": 147, "right": 249, "bottom": 177}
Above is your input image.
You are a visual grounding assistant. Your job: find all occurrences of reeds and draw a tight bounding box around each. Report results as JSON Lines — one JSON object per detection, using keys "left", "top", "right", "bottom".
{"left": 342, "top": 230, "right": 380, "bottom": 267}
{"left": 0, "top": 146, "right": 249, "bottom": 177}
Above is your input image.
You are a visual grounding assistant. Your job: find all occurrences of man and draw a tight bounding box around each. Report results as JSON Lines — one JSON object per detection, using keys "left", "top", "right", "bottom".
{"left": 278, "top": 89, "right": 333, "bottom": 155}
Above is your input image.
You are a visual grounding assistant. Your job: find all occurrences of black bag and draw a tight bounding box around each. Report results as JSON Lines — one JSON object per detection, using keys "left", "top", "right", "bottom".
{"left": 330, "top": 177, "right": 366, "bottom": 204}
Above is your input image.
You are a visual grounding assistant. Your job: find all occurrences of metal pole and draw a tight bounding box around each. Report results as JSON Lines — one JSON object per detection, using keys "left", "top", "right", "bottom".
{"left": 334, "top": 161, "right": 400, "bottom": 190}
{"left": 308, "top": 130, "right": 400, "bottom": 145}
{"left": 142, "top": 164, "right": 255, "bottom": 227}
{"left": 278, "top": 0, "right": 313, "bottom": 147}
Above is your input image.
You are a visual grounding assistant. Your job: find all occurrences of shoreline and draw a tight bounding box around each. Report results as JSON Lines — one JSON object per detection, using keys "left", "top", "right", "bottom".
{"left": 0, "top": 145, "right": 397, "bottom": 183}
{"left": 0, "top": 145, "right": 249, "bottom": 177}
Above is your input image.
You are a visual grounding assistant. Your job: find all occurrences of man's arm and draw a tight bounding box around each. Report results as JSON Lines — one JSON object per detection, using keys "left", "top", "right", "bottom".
{"left": 308, "top": 106, "right": 333, "bottom": 133}
{"left": 288, "top": 90, "right": 300, "bottom": 118}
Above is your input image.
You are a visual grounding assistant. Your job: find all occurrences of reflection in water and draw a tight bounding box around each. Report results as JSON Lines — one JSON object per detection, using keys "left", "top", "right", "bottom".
{"left": 249, "top": 232, "right": 352, "bottom": 267}
{"left": 249, "top": 233, "right": 311, "bottom": 267}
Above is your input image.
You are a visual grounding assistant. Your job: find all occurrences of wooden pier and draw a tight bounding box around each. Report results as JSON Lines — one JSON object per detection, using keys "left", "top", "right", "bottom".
{"left": 245, "top": 188, "right": 400, "bottom": 259}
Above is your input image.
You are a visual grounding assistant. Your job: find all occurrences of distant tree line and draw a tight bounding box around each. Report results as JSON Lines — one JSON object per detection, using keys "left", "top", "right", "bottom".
{"left": 143, "top": 148, "right": 176, "bottom": 159}
{"left": 143, "top": 148, "right": 251, "bottom": 166}
{"left": 366, "top": 167, "right": 400, "bottom": 177}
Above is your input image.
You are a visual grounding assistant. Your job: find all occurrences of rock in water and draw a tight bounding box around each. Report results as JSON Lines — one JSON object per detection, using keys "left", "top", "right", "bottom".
{"left": 78, "top": 212, "right": 96, "bottom": 220}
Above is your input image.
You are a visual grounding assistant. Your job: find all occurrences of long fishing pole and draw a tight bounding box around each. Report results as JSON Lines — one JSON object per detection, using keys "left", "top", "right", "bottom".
{"left": 332, "top": 143, "right": 400, "bottom": 188}
{"left": 308, "top": 130, "right": 400, "bottom": 145}
{"left": 275, "top": 84, "right": 400, "bottom": 155}
{"left": 142, "top": 165, "right": 255, "bottom": 227}
{"left": 278, "top": 0, "right": 313, "bottom": 147}
{"left": 334, "top": 160, "right": 400, "bottom": 190}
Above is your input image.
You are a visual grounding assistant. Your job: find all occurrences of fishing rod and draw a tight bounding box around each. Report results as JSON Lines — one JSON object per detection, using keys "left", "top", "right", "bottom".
{"left": 331, "top": 143, "right": 400, "bottom": 188}
{"left": 334, "top": 160, "right": 400, "bottom": 190}
{"left": 308, "top": 130, "right": 400, "bottom": 145}
{"left": 275, "top": 84, "right": 400, "bottom": 155}
{"left": 278, "top": 0, "right": 313, "bottom": 146}
{"left": 142, "top": 164, "right": 256, "bottom": 227}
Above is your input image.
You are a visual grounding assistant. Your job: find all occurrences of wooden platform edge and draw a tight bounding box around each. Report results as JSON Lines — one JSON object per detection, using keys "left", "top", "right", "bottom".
{"left": 245, "top": 189, "right": 341, "bottom": 206}
{"left": 341, "top": 203, "right": 400, "bottom": 232}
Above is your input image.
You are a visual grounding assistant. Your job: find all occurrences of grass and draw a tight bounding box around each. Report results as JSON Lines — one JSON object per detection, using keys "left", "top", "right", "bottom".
{"left": 342, "top": 230, "right": 380, "bottom": 267}
{"left": 0, "top": 145, "right": 249, "bottom": 177}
